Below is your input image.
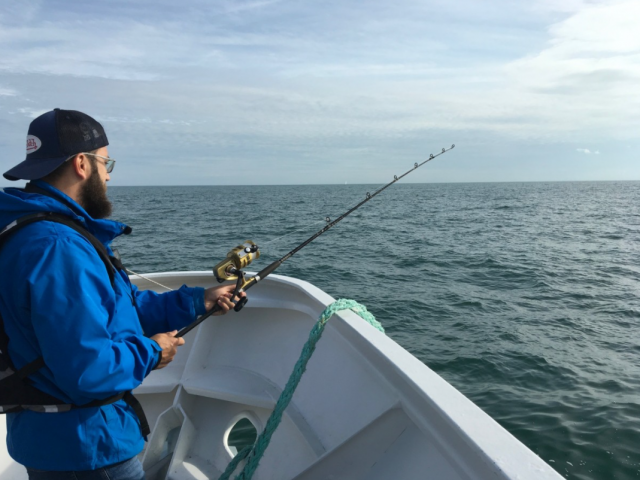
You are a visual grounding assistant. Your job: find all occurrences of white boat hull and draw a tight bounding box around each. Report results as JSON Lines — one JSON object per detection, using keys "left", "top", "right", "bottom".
{"left": 1, "top": 272, "right": 562, "bottom": 479}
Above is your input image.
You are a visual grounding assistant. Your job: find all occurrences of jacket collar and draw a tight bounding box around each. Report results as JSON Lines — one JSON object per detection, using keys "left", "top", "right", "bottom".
{"left": 26, "top": 180, "right": 131, "bottom": 245}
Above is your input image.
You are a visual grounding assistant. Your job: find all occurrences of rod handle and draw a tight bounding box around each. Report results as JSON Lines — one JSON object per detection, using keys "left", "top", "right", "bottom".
{"left": 176, "top": 303, "right": 222, "bottom": 338}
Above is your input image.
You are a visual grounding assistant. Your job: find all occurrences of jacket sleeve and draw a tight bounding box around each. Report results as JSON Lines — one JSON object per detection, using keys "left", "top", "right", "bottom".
{"left": 27, "top": 234, "right": 161, "bottom": 403}
{"left": 131, "top": 284, "right": 207, "bottom": 336}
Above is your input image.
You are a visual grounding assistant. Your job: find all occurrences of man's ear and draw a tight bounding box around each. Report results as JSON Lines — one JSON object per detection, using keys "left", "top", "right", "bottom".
{"left": 70, "top": 154, "right": 91, "bottom": 181}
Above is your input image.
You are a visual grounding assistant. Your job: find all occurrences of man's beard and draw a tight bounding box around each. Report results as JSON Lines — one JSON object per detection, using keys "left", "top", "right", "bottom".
{"left": 79, "top": 167, "right": 112, "bottom": 219}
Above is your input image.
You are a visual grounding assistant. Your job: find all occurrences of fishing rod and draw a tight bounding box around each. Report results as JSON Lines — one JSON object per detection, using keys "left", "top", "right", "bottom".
{"left": 176, "top": 144, "right": 455, "bottom": 338}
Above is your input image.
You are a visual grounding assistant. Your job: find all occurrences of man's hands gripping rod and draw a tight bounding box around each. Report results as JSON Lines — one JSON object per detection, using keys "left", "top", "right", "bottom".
{"left": 203, "top": 283, "right": 247, "bottom": 313}
{"left": 152, "top": 284, "right": 246, "bottom": 368}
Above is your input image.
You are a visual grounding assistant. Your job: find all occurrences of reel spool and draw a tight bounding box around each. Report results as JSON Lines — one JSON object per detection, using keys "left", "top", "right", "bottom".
{"left": 213, "top": 241, "right": 260, "bottom": 283}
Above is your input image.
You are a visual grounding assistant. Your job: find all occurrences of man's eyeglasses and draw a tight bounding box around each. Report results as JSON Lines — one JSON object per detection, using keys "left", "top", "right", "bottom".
{"left": 84, "top": 153, "right": 116, "bottom": 173}
{"left": 66, "top": 152, "right": 116, "bottom": 173}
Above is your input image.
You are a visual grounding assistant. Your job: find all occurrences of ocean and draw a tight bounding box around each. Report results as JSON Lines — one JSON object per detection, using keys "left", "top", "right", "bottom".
{"left": 109, "top": 181, "right": 640, "bottom": 480}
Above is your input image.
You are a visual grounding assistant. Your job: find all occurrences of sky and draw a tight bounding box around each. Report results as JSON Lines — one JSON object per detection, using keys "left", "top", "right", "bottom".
{"left": 0, "top": 0, "right": 638, "bottom": 186}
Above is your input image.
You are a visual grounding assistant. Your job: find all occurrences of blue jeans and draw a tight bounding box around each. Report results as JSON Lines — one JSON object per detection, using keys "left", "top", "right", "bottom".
{"left": 26, "top": 457, "right": 145, "bottom": 480}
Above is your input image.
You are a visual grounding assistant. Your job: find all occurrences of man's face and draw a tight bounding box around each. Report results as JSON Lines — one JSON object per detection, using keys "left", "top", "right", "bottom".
{"left": 79, "top": 147, "right": 113, "bottom": 219}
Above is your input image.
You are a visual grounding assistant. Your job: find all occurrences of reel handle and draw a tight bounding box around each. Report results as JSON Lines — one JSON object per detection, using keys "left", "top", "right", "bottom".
{"left": 233, "top": 296, "right": 249, "bottom": 312}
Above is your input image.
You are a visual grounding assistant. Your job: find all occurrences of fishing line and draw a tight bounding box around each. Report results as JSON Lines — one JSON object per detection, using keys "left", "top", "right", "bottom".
{"left": 259, "top": 175, "right": 403, "bottom": 249}
{"left": 125, "top": 268, "right": 173, "bottom": 292}
{"left": 258, "top": 218, "right": 328, "bottom": 248}
{"left": 177, "top": 144, "right": 455, "bottom": 338}
{"left": 261, "top": 158, "right": 445, "bottom": 249}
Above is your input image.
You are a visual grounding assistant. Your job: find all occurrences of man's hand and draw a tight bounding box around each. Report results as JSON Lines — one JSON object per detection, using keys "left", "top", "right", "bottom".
{"left": 204, "top": 284, "right": 247, "bottom": 315}
{"left": 151, "top": 330, "right": 185, "bottom": 369}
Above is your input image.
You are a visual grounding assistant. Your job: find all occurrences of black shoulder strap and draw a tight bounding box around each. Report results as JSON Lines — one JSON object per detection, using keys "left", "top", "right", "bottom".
{"left": 0, "top": 211, "right": 149, "bottom": 435}
{"left": 0, "top": 211, "right": 117, "bottom": 286}
{"left": 0, "top": 210, "right": 118, "bottom": 378}
{"left": 23, "top": 182, "right": 127, "bottom": 275}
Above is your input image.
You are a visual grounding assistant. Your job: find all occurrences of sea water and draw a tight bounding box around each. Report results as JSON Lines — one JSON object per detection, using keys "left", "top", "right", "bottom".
{"left": 110, "top": 181, "right": 640, "bottom": 480}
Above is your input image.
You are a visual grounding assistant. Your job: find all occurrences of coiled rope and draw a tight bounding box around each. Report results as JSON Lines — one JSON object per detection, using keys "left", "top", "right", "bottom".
{"left": 219, "top": 299, "right": 384, "bottom": 480}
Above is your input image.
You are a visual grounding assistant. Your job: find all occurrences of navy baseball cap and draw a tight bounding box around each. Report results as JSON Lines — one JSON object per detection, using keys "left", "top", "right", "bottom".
{"left": 3, "top": 108, "right": 109, "bottom": 181}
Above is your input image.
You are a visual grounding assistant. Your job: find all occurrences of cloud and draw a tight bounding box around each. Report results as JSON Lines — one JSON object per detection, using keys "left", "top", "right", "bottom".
{"left": 15, "top": 107, "right": 49, "bottom": 118}
{"left": 0, "top": 21, "right": 189, "bottom": 81}
{"left": 516, "top": 2, "right": 639, "bottom": 80}
{"left": 508, "top": 1, "right": 640, "bottom": 90}
{"left": 224, "top": 0, "right": 286, "bottom": 13}
{"left": 0, "top": 85, "right": 16, "bottom": 96}
{"left": 532, "top": 0, "right": 598, "bottom": 14}
{"left": 0, "top": 0, "right": 638, "bottom": 186}
{"left": 1, "top": 0, "right": 636, "bottom": 145}
{"left": 493, "top": 0, "right": 640, "bottom": 140}
{"left": 577, "top": 148, "right": 600, "bottom": 154}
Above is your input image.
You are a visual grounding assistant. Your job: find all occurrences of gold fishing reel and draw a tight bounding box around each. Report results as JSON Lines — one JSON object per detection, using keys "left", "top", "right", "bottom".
{"left": 213, "top": 240, "right": 260, "bottom": 283}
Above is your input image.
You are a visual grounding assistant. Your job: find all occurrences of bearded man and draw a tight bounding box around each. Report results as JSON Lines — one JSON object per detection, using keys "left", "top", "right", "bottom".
{"left": 0, "top": 109, "right": 241, "bottom": 480}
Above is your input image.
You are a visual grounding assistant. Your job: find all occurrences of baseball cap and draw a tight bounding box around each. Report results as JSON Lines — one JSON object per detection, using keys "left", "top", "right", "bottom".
{"left": 3, "top": 108, "right": 109, "bottom": 181}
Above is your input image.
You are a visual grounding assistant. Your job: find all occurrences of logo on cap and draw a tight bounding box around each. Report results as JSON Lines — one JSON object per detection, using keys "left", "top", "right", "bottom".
{"left": 26, "top": 135, "right": 42, "bottom": 154}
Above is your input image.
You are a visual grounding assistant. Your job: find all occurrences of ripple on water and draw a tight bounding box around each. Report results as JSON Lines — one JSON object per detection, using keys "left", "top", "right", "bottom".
{"left": 108, "top": 182, "right": 640, "bottom": 480}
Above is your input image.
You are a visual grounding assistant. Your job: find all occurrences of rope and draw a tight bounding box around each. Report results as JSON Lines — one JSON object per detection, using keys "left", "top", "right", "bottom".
{"left": 218, "top": 299, "right": 384, "bottom": 480}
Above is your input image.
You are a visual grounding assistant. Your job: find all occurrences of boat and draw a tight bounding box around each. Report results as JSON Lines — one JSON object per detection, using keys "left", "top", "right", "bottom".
{"left": 0, "top": 271, "right": 563, "bottom": 479}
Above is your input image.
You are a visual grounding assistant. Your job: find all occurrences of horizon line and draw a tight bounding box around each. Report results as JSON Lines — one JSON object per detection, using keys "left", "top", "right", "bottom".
{"left": 90, "top": 179, "right": 640, "bottom": 187}
{"left": 2, "top": 179, "right": 640, "bottom": 189}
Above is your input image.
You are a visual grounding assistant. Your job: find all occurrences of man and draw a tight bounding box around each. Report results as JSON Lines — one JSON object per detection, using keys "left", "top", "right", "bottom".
{"left": 0, "top": 109, "right": 242, "bottom": 479}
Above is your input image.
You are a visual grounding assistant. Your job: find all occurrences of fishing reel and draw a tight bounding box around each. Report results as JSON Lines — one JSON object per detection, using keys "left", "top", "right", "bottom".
{"left": 212, "top": 241, "right": 260, "bottom": 313}
{"left": 213, "top": 240, "right": 260, "bottom": 283}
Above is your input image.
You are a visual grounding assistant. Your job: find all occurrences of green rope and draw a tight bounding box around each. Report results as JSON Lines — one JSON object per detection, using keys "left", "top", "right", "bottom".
{"left": 218, "top": 299, "right": 383, "bottom": 480}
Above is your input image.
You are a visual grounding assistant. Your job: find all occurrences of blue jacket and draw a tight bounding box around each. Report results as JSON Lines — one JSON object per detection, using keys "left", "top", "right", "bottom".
{"left": 0, "top": 181, "right": 206, "bottom": 470}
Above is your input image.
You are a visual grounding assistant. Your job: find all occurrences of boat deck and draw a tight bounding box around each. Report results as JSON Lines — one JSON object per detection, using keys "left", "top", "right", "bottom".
{"left": 0, "top": 272, "right": 562, "bottom": 480}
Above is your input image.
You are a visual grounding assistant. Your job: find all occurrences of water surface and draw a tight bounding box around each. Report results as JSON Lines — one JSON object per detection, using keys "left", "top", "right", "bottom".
{"left": 110, "top": 182, "right": 640, "bottom": 480}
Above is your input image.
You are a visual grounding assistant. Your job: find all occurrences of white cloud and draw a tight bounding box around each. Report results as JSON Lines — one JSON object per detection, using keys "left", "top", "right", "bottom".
{"left": 0, "top": 13, "right": 242, "bottom": 81}
{"left": 532, "top": 0, "right": 598, "bottom": 14}
{"left": 12, "top": 107, "right": 48, "bottom": 118}
{"left": 492, "top": 0, "right": 640, "bottom": 139}
{"left": 224, "top": 0, "right": 286, "bottom": 13}
{"left": 509, "top": 1, "right": 640, "bottom": 88}
{"left": 0, "top": 0, "right": 638, "bottom": 186}
{"left": 0, "top": 85, "right": 16, "bottom": 96}
{"left": 577, "top": 148, "right": 601, "bottom": 154}
{"left": 1, "top": 1, "right": 635, "bottom": 145}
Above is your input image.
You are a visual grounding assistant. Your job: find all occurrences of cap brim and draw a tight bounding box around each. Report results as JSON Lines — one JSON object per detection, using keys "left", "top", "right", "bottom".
{"left": 3, "top": 155, "right": 69, "bottom": 181}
